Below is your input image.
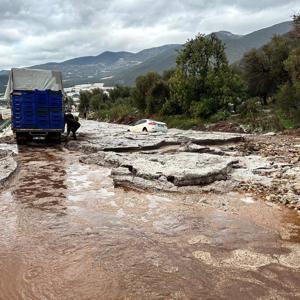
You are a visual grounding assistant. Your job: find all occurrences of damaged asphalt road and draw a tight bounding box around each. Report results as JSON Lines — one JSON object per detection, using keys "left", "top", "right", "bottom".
{"left": 0, "top": 120, "right": 299, "bottom": 299}
{"left": 69, "top": 121, "right": 300, "bottom": 211}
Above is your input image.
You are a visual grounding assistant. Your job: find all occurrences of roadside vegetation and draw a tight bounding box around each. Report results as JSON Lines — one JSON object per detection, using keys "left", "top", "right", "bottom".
{"left": 79, "top": 14, "right": 300, "bottom": 132}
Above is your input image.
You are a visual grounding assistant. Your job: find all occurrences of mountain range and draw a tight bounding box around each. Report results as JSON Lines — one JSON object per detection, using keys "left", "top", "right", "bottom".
{"left": 0, "top": 21, "right": 293, "bottom": 93}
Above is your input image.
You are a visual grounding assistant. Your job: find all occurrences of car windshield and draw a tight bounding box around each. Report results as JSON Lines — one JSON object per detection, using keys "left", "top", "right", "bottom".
{"left": 134, "top": 119, "right": 146, "bottom": 125}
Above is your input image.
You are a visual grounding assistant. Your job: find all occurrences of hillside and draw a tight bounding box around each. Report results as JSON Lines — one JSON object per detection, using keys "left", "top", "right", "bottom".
{"left": 102, "top": 44, "right": 181, "bottom": 86}
{"left": 0, "top": 21, "right": 293, "bottom": 92}
{"left": 217, "top": 21, "right": 293, "bottom": 63}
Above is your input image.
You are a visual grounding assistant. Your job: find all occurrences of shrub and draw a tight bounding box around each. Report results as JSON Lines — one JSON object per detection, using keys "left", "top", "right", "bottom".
{"left": 209, "top": 111, "right": 230, "bottom": 123}
{"left": 275, "top": 82, "right": 300, "bottom": 127}
{"left": 161, "top": 115, "right": 202, "bottom": 130}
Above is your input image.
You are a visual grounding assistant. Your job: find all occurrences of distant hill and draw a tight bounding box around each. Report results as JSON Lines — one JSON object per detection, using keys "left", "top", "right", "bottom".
{"left": 102, "top": 45, "right": 181, "bottom": 86}
{"left": 214, "top": 21, "right": 293, "bottom": 63}
{"left": 0, "top": 21, "right": 293, "bottom": 92}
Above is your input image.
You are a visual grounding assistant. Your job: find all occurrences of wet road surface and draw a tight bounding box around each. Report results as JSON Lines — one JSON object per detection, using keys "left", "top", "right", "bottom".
{"left": 0, "top": 146, "right": 299, "bottom": 299}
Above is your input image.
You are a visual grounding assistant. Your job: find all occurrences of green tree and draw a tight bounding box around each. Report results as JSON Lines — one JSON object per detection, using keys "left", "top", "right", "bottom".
{"left": 109, "top": 85, "right": 132, "bottom": 102}
{"left": 162, "top": 68, "right": 176, "bottom": 81}
{"left": 275, "top": 45, "right": 300, "bottom": 125}
{"left": 292, "top": 14, "right": 300, "bottom": 38}
{"left": 284, "top": 47, "right": 300, "bottom": 81}
{"left": 242, "top": 49, "right": 272, "bottom": 105}
{"left": 79, "top": 91, "right": 90, "bottom": 115}
{"left": 263, "top": 36, "right": 291, "bottom": 90}
{"left": 89, "top": 90, "right": 104, "bottom": 111}
{"left": 146, "top": 80, "right": 170, "bottom": 114}
{"left": 276, "top": 81, "right": 300, "bottom": 125}
{"left": 133, "top": 72, "right": 162, "bottom": 112}
{"left": 169, "top": 34, "right": 244, "bottom": 117}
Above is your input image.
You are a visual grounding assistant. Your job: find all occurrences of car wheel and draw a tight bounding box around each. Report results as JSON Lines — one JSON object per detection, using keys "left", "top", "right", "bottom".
{"left": 143, "top": 127, "right": 148, "bottom": 132}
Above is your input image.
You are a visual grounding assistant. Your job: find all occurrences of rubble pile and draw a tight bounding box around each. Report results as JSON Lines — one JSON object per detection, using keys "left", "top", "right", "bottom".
{"left": 234, "top": 135, "right": 300, "bottom": 211}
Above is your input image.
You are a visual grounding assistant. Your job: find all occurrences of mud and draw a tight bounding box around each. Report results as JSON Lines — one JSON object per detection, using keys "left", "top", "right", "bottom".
{"left": 0, "top": 145, "right": 299, "bottom": 299}
{"left": 0, "top": 122, "right": 299, "bottom": 299}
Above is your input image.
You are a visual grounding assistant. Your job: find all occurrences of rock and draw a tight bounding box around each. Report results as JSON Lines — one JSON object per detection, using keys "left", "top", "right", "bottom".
{"left": 178, "top": 142, "right": 210, "bottom": 153}
{"left": 82, "top": 151, "right": 238, "bottom": 192}
{"left": 266, "top": 195, "right": 271, "bottom": 201}
{"left": 264, "top": 132, "right": 276, "bottom": 136}
{"left": 292, "top": 183, "right": 300, "bottom": 195}
{"left": 0, "top": 150, "right": 18, "bottom": 188}
{"left": 291, "top": 157, "right": 300, "bottom": 164}
{"left": 266, "top": 194, "right": 277, "bottom": 202}
{"left": 273, "top": 172, "right": 282, "bottom": 179}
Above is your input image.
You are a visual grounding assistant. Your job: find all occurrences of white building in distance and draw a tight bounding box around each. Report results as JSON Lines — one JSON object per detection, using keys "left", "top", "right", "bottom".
{"left": 64, "top": 83, "right": 114, "bottom": 104}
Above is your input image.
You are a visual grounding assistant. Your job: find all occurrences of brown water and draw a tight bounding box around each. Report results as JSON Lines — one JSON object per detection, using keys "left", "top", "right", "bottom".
{"left": 0, "top": 146, "right": 299, "bottom": 299}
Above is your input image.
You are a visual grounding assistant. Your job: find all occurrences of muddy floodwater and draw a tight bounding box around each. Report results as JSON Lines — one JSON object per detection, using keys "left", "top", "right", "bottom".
{"left": 0, "top": 145, "right": 299, "bottom": 299}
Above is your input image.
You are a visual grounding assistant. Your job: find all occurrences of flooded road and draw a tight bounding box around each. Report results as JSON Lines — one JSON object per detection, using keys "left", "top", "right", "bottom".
{"left": 0, "top": 146, "right": 299, "bottom": 299}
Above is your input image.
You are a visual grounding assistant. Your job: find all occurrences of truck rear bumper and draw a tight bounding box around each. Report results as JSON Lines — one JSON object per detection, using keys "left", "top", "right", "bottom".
{"left": 13, "top": 128, "right": 64, "bottom": 133}
{"left": 14, "top": 130, "right": 63, "bottom": 144}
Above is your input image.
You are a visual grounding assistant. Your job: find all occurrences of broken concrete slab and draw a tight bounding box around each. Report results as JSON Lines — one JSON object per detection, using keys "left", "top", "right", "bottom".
{"left": 169, "top": 128, "right": 244, "bottom": 145}
{"left": 66, "top": 137, "right": 170, "bottom": 153}
{"left": 0, "top": 150, "right": 17, "bottom": 188}
{"left": 67, "top": 120, "right": 244, "bottom": 154}
{"left": 230, "top": 155, "right": 274, "bottom": 186}
{"left": 80, "top": 151, "right": 238, "bottom": 192}
{"left": 177, "top": 143, "right": 211, "bottom": 153}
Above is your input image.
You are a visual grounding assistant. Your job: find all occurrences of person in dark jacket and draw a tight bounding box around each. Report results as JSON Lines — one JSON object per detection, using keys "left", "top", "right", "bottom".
{"left": 64, "top": 112, "right": 81, "bottom": 140}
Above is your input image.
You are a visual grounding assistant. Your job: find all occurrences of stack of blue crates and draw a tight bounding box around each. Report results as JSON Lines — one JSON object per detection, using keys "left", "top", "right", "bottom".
{"left": 12, "top": 90, "right": 64, "bottom": 130}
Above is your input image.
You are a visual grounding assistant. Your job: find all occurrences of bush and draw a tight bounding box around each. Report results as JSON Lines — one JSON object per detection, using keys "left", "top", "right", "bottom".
{"left": 95, "top": 102, "right": 137, "bottom": 122}
{"left": 160, "top": 99, "right": 182, "bottom": 115}
{"left": 190, "top": 98, "right": 218, "bottom": 118}
{"left": 209, "top": 111, "right": 230, "bottom": 123}
{"left": 275, "top": 82, "right": 300, "bottom": 127}
{"left": 160, "top": 115, "right": 202, "bottom": 130}
{"left": 238, "top": 97, "right": 262, "bottom": 117}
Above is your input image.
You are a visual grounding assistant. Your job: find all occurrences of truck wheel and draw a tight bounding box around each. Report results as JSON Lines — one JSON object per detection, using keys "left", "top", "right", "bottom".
{"left": 47, "top": 133, "right": 61, "bottom": 144}
{"left": 16, "top": 133, "right": 27, "bottom": 145}
{"left": 57, "top": 133, "right": 61, "bottom": 144}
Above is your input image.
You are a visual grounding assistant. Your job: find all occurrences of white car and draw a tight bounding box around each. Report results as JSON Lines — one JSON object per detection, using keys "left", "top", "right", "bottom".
{"left": 128, "top": 119, "right": 168, "bottom": 133}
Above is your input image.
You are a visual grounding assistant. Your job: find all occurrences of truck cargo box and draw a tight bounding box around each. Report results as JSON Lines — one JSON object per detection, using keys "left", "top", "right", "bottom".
{"left": 12, "top": 90, "right": 64, "bottom": 131}
{"left": 5, "top": 68, "right": 65, "bottom": 143}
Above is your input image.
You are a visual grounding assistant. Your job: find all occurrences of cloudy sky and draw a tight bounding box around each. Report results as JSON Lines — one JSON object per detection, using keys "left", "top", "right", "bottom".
{"left": 1, "top": 0, "right": 300, "bottom": 69}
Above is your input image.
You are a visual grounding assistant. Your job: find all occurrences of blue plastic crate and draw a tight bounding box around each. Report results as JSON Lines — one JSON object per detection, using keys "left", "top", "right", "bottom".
{"left": 12, "top": 90, "right": 64, "bottom": 130}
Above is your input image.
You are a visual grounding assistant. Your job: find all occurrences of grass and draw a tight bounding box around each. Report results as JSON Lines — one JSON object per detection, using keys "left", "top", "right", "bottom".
{"left": 94, "top": 103, "right": 138, "bottom": 122}
{"left": 158, "top": 115, "right": 203, "bottom": 130}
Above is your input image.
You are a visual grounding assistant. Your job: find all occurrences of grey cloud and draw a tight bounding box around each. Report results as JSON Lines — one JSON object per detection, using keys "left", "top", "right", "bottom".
{"left": 0, "top": 0, "right": 299, "bottom": 69}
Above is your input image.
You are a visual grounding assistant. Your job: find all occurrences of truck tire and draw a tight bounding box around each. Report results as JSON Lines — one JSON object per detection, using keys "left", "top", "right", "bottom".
{"left": 16, "top": 132, "right": 28, "bottom": 145}
{"left": 47, "top": 133, "right": 61, "bottom": 144}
